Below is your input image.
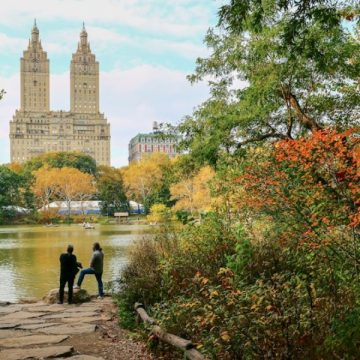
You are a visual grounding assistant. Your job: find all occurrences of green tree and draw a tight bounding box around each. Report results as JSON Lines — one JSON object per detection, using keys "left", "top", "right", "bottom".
{"left": 23, "top": 151, "right": 97, "bottom": 175}
{"left": 96, "top": 165, "right": 128, "bottom": 216}
{"left": 177, "top": 0, "right": 360, "bottom": 166}
{"left": 0, "top": 165, "right": 27, "bottom": 222}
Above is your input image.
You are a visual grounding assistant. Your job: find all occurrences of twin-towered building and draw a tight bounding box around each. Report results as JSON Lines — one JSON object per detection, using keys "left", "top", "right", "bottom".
{"left": 10, "top": 21, "right": 111, "bottom": 165}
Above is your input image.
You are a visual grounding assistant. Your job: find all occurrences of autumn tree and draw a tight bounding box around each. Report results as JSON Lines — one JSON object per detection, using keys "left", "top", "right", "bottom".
{"left": 122, "top": 153, "right": 173, "bottom": 212}
{"left": 32, "top": 165, "right": 59, "bottom": 211}
{"left": 55, "top": 167, "right": 95, "bottom": 215}
{"left": 96, "top": 165, "right": 128, "bottom": 216}
{"left": 171, "top": 166, "right": 215, "bottom": 215}
{"left": 175, "top": 0, "right": 360, "bottom": 166}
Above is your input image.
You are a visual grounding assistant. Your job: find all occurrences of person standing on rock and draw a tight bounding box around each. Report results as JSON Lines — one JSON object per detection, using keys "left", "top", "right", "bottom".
{"left": 59, "top": 244, "right": 79, "bottom": 304}
{"left": 74, "top": 242, "right": 104, "bottom": 298}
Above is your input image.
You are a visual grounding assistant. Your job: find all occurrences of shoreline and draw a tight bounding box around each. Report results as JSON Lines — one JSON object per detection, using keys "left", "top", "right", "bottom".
{"left": 0, "top": 293, "right": 153, "bottom": 360}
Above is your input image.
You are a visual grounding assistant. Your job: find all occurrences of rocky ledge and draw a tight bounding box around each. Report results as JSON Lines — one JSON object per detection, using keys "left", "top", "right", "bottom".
{"left": 0, "top": 289, "right": 152, "bottom": 360}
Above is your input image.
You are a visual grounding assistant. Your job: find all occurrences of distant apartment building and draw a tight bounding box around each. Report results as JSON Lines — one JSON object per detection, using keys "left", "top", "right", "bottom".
{"left": 9, "top": 21, "right": 111, "bottom": 165}
{"left": 128, "top": 122, "right": 180, "bottom": 163}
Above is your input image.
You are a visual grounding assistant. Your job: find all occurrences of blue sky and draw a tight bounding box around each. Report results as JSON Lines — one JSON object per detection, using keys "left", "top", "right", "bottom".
{"left": 0, "top": 0, "right": 223, "bottom": 166}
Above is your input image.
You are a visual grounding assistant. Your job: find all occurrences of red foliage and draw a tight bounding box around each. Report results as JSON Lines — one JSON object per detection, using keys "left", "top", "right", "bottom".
{"left": 235, "top": 128, "right": 359, "bottom": 243}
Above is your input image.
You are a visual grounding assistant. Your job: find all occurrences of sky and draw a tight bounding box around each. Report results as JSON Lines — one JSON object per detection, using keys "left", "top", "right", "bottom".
{"left": 0, "top": 0, "right": 223, "bottom": 166}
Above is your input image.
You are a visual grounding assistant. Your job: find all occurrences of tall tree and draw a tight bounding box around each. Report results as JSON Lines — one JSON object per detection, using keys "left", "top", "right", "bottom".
{"left": 178, "top": 0, "right": 360, "bottom": 166}
{"left": 96, "top": 165, "right": 128, "bottom": 216}
{"left": 55, "top": 167, "right": 95, "bottom": 215}
{"left": 171, "top": 166, "right": 215, "bottom": 215}
{"left": 121, "top": 153, "right": 172, "bottom": 212}
{"left": 23, "top": 151, "right": 97, "bottom": 175}
{"left": 32, "top": 165, "right": 59, "bottom": 211}
{"left": 0, "top": 165, "right": 26, "bottom": 222}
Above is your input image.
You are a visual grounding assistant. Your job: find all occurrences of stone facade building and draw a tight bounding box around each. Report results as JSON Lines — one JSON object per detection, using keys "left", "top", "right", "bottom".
{"left": 9, "top": 22, "right": 111, "bottom": 165}
{"left": 128, "top": 122, "right": 179, "bottom": 163}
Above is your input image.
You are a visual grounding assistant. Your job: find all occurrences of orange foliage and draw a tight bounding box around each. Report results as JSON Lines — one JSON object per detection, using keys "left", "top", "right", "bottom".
{"left": 235, "top": 129, "right": 359, "bottom": 245}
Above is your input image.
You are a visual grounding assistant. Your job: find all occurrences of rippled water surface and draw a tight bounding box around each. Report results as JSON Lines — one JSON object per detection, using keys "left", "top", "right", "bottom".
{"left": 0, "top": 224, "right": 150, "bottom": 302}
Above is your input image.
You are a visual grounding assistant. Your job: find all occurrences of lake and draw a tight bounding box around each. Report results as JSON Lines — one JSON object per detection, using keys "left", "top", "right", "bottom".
{"left": 0, "top": 224, "right": 150, "bottom": 302}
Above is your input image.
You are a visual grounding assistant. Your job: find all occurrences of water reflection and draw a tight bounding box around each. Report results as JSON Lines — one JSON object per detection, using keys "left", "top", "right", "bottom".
{"left": 0, "top": 224, "right": 150, "bottom": 302}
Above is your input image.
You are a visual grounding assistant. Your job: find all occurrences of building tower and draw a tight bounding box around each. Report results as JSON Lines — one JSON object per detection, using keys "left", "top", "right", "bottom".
{"left": 20, "top": 20, "right": 50, "bottom": 112}
{"left": 10, "top": 22, "right": 110, "bottom": 165}
{"left": 70, "top": 23, "right": 99, "bottom": 113}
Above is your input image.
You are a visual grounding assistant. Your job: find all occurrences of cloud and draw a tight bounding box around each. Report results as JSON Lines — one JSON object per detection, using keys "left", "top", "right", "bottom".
{"left": 0, "top": 0, "right": 212, "bottom": 37}
{"left": 46, "top": 26, "right": 207, "bottom": 62}
{"left": 0, "top": 33, "right": 27, "bottom": 53}
{"left": 0, "top": 32, "right": 68, "bottom": 57}
{"left": 140, "top": 38, "right": 209, "bottom": 59}
{"left": 0, "top": 1, "right": 217, "bottom": 166}
{"left": 0, "top": 65, "right": 209, "bottom": 167}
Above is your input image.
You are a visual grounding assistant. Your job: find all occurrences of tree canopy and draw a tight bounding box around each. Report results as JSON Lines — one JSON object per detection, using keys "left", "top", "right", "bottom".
{"left": 177, "top": 0, "right": 360, "bottom": 166}
{"left": 23, "top": 151, "right": 97, "bottom": 175}
{"left": 96, "top": 165, "right": 128, "bottom": 216}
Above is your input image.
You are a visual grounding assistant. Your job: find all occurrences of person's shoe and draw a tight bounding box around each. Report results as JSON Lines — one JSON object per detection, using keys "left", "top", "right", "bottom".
{"left": 67, "top": 301, "right": 73, "bottom": 305}
{"left": 97, "top": 295, "right": 104, "bottom": 299}
{"left": 73, "top": 285, "right": 80, "bottom": 289}
{"left": 57, "top": 301, "right": 63, "bottom": 304}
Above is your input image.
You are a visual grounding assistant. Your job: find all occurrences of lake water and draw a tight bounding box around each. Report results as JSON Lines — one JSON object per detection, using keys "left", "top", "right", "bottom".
{"left": 0, "top": 224, "right": 150, "bottom": 302}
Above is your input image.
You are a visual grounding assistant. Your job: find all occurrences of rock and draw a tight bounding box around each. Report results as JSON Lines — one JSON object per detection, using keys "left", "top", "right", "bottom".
{"left": 0, "top": 330, "right": 24, "bottom": 339}
{"left": 38, "top": 323, "right": 97, "bottom": 335}
{"left": 58, "top": 356, "right": 104, "bottom": 360}
{"left": 64, "top": 306, "right": 100, "bottom": 313}
{"left": 0, "top": 323, "right": 20, "bottom": 329}
{"left": 61, "top": 316, "right": 107, "bottom": 323}
{"left": 43, "top": 311, "right": 98, "bottom": 320}
{"left": 18, "top": 298, "right": 38, "bottom": 304}
{"left": 0, "top": 311, "right": 45, "bottom": 322}
{"left": 0, "top": 334, "right": 68, "bottom": 348}
{"left": 0, "top": 345, "right": 73, "bottom": 360}
{"left": 43, "top": 288, "right": 91, "bottom": 304}
{"left": 17, "top": 322, "right": 58, "bottom": 330}
{"left": 0, "top": 305, "right": 23, "bottom": 314}
{"left": 21, "top": 304, "right": 65, "bottom": 313}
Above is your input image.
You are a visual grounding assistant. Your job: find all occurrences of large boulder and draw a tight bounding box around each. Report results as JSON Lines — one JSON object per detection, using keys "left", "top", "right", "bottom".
{"left": 43, "top": 288, "right": 91, "bottom": 304}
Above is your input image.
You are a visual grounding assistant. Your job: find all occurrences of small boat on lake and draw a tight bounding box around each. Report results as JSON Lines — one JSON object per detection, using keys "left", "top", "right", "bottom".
{"left": 84, "top": 222, "right": 95, "bottom": 229}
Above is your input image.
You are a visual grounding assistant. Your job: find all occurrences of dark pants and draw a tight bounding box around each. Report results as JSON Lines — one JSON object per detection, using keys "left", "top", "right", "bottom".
{"left": 59, "top": 275, "right": 75, "bottom": 303}
{"left": 77, "top": 268, "right": 104, "bottom": 297}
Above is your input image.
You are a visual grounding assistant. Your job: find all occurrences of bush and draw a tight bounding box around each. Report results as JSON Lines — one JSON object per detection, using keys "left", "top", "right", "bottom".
{"left": 116, "top": 130, "right": 360, "bottom": 358}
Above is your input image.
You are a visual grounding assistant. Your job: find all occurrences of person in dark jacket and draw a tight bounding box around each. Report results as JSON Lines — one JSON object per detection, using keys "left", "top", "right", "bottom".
{"left": 59, "top": 244, "right": 80, "bottom": 304}
{"left": 75, "top": 242, "right": 104, "bottom": 298}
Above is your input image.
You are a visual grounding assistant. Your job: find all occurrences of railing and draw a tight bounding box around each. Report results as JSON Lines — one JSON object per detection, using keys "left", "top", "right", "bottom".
{"left": 134, "top": 302, "right": 207, "bottom": 360}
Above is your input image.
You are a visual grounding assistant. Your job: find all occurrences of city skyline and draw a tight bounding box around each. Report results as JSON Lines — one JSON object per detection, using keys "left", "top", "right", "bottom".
{"left": 0, "top": 1, "right": 222, "bottom": 166}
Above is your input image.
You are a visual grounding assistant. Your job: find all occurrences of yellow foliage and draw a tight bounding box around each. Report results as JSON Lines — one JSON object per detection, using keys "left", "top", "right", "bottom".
{"left": 55, "top": 167, "right": 95, "bottom": 203}
{"left": 32, "top": 165, "right": 60, "bottom": 209}
{"left": 147, "top": 203, "right": 172, "bottom": 224}
{"left": 220, "top": 331, "right": 231, "bottom": 342}
{"left": 7, "top": 162, "right": 23, "bottom": 173}
{"left": 121, "top": 153, "right": 170, "bottom": 203}
{"left": 170, "top": 166, "right": 215, "bottom": 214}
{"left": 32, "top": 166, "right": 95, "bottom": 212}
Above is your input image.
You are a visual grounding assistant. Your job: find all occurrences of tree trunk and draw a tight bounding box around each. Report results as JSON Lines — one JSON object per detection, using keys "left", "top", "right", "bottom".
{"left": 282, "top": 86, "right": 322, "bottom": 132}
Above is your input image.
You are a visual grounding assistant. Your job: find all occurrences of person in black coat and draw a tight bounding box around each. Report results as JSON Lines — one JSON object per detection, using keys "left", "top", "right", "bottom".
{"left": 58, "top": 244, "right": 81, "bottom": 304}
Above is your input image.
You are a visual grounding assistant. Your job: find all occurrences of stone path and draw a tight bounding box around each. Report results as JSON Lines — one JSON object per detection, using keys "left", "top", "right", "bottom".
{"left": 0, "top": 297, "right": 153, "bottom": 360}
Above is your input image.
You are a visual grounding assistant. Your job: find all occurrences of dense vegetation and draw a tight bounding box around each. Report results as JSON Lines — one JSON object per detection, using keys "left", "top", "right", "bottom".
{"left": 0, "top": 152, "right": 129, "bottom": 223}
{"left": 0, "top": 1, "right": 359, "bottom": 357}
{"left": 116, "top": 1, "right": 360, "bottom": 358}
{"left": 0, "top": 151, "right": 177, "bottom": 223}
